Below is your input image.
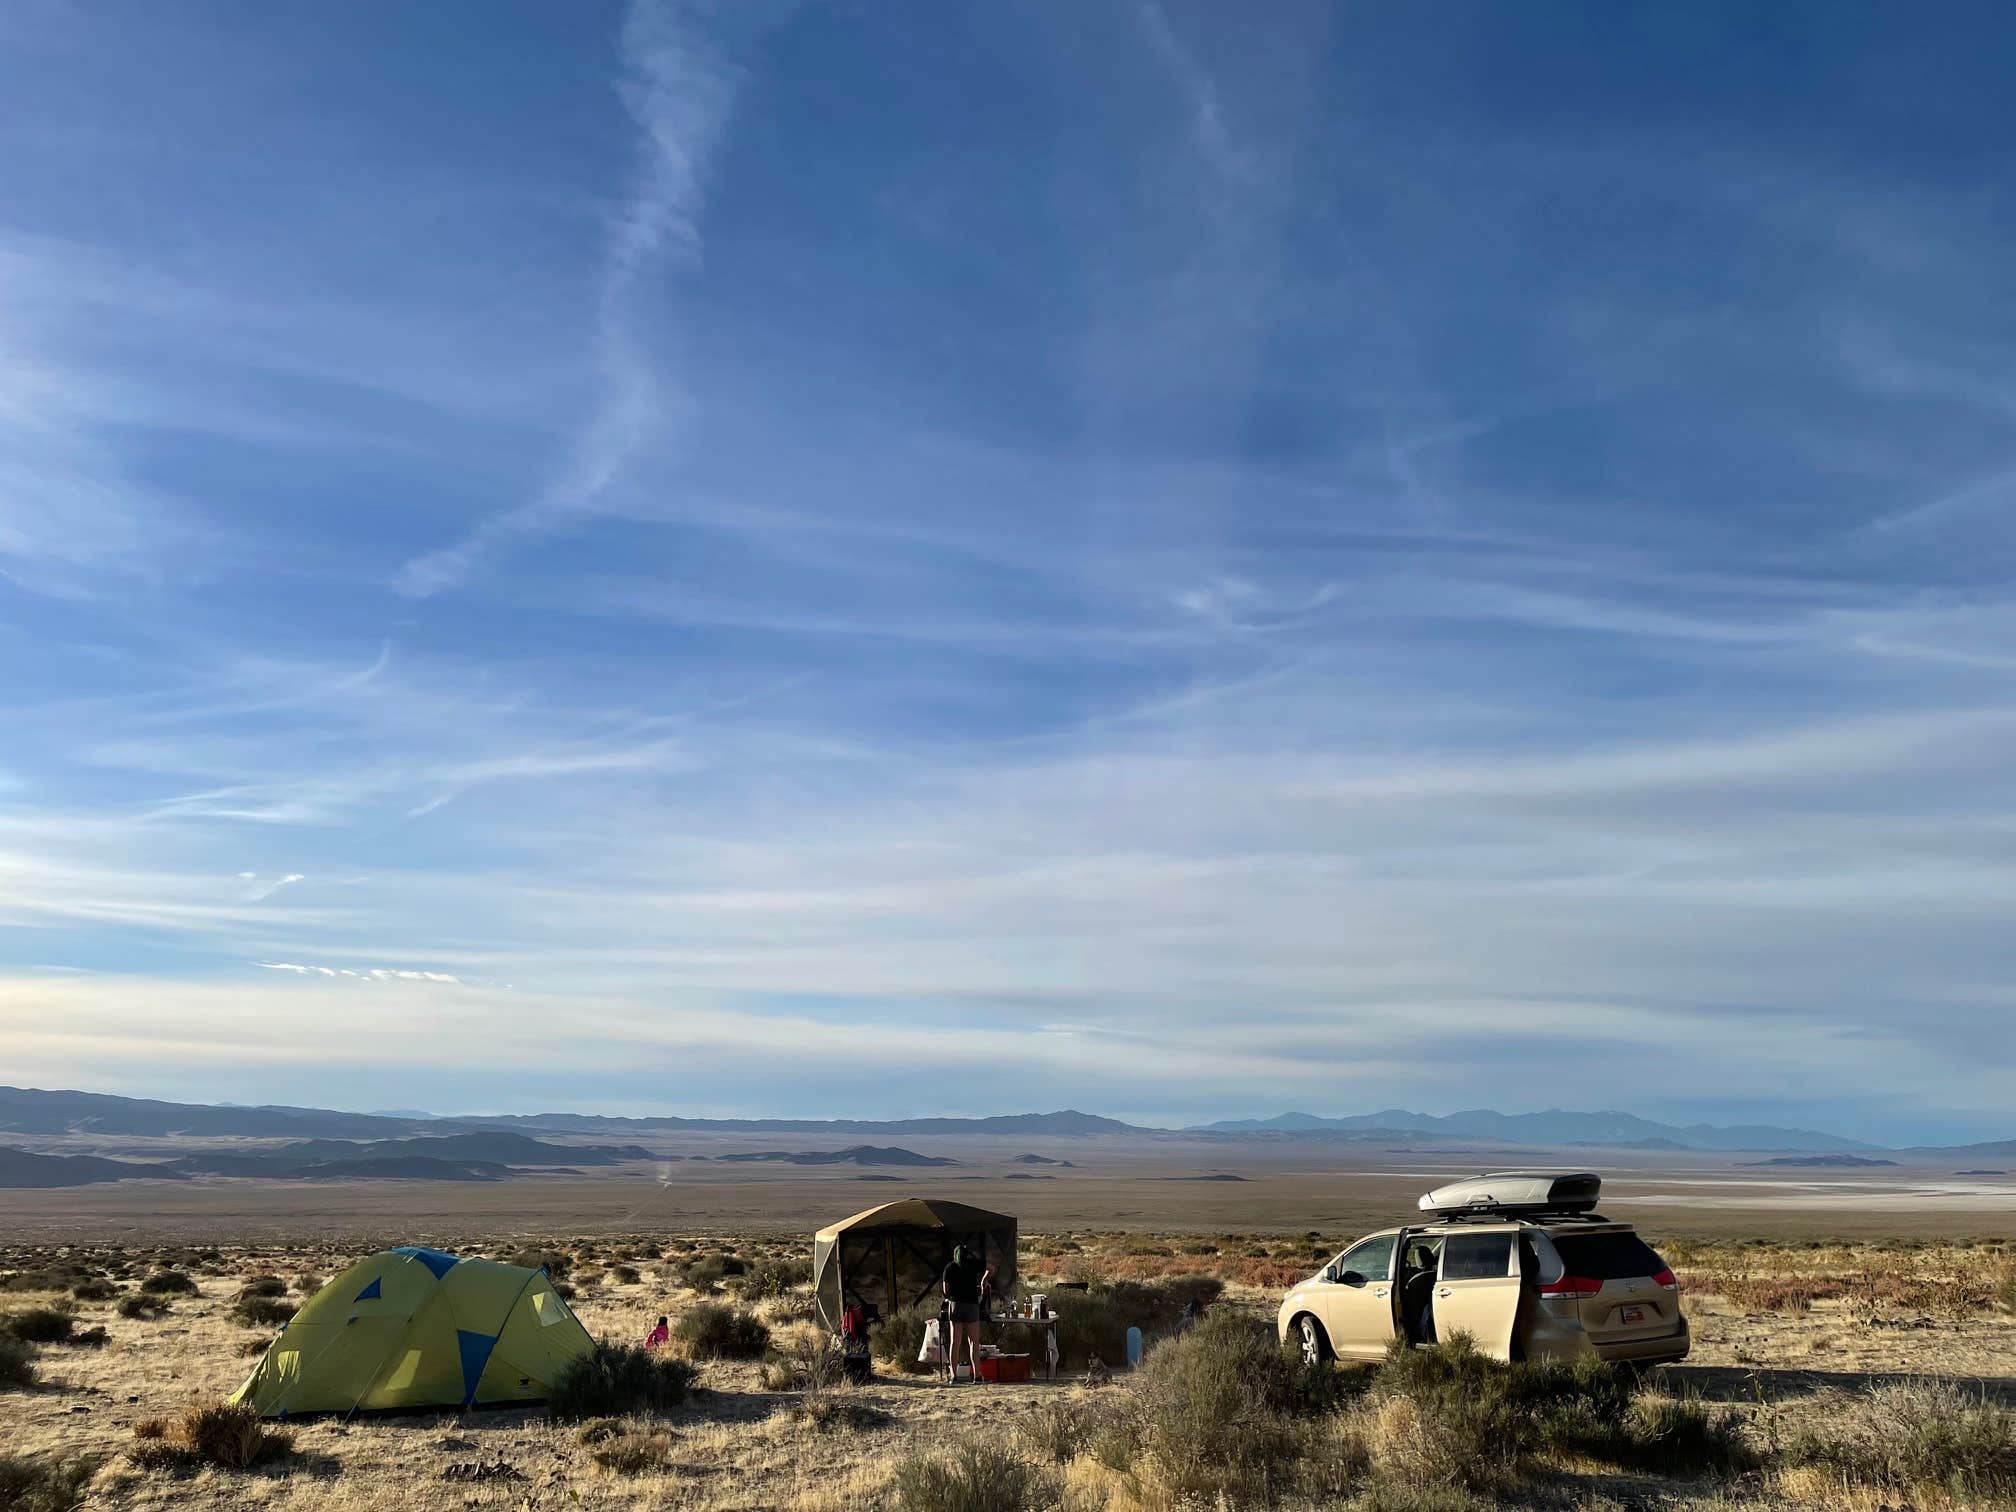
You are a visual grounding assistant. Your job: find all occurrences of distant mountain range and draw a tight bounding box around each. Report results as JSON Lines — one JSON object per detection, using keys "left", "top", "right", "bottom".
{"left": 0, "top": 1146, "right": 188, "bottom": 1188}
{"left": 0, "top": 1088, "right": 1135, "bottom": 1141}
{"left": 482, "top": 1109, "right": 1139, "bottom": 1137}
{"left": 1190, "top": 1109, "right": 1876, "bottom": 1153}
{"left": 0, "top": 1086, "right": 426, "bottom": 1139}
{"left": 0, "top": 1124, "right": 657, "bottom": 1187}
{"left": 3, "top": 1084, "right": 2007, "bottom": 1155}
{"left": 269, "top": 1133, "right": 654, "bottom": 1167}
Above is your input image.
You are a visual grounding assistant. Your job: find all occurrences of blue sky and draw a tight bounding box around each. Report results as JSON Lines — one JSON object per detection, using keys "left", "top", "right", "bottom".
{"left": 3, "top": 2, "right": 2014, "bottom": 1143}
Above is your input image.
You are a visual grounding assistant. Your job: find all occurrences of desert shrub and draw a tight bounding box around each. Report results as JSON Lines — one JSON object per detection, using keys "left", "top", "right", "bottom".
{"left": 1783, "top": 1382, "right": 2016, "bottom": 1503}
{"left": 116, "top": 1295, "right": 169, "bottom": 1320}
{"left": 1620, "top": 1390, "right": 1752, "bottom": 1476}
{"left": 674, "top": 1302, "right": 770, "bottom": 1360}
{"left": 1363, "top": 1337, "right": 1744, "bottom": 1489}
{"left": 0, "top": 1335, "right": 36, "bottom": 1389}
{"left": 546, "top": 1343, "right": 696, "bottom": 1421}
{"left": 230, "top": 1296, "right": 296, "bottom": 1329}
{"left": 761, "top": 1324, "right": 842, "bottom": 1392}
{"left": 1347, "top": 1484, "right": 1491, "bottom": 1512}
{"left": 1127, "top": 1312, "right": 1329, "bottom": 1503}
{"left": 608, "top": 1264, "right": 642, "bottom": 1286}
{"left": 4, "top": 1307, "right": 75, "bottom": 1344}
{"left": 1370, "top": 1337, "right": 1623, "bottom": 1494}
{"left": 501, "top": 1247, "right": 570, "bottom": 1279}
{"left": 1709, "top": 1272, "right": 1839, "bottom": 1313}
{"left": 890, "top": 1442, "right": 1056, "bottom": 1512}
{"left": 572, "top": 1417, "right": 622, "bottom": 1445}
{"left": 237, "top": 1275, "right": 286, "bottom": 1299}
{"left": 70, "top": 1280, "right": 118, "bottom": 1302}
{"left": 0, "top": 1453, "right": 98, "bottom": 1512}
{"left": 133, "top": 1402, "right": 294, "bottom": 1471}
{"left": 793, "top": 1383, "right": 892, "bottom": 1432}
{"left": 1017, "top": 1400, "right": 1096, "bottom": 1464}
{"left": 587, "top": 1427, "right": 673, "bottom": 1474}
{"left": 872, "top": 1301, "right": 939, "bottom": 1373}
{"left": 673, "top": 1257, "right": 745, "bottom": 1290}
{"left": 293, "top": 1273, "right": 323, "bottom": 1295}
{"left": 735, "top": 1256, "right": 812, "bottom": 1299}
{"left": 138, "top": 1271, "right": 197, "bottom": 1297}
{"left": 0, "top": 1268, "right": 85, "bottom": 1294}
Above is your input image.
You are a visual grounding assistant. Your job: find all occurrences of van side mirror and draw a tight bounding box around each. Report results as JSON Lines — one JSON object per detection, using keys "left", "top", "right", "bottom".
{"left": 1339, "top": 1270, "right": 1367, "bottom": 1287}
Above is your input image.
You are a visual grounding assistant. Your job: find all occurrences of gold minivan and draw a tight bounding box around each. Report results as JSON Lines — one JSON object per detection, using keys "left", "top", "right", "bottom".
{"left": 1276, "top": 1172, "right": 1688, "bottom": 1367}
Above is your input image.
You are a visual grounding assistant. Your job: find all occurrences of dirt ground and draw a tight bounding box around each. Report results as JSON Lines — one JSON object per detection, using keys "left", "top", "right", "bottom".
{"left": 5, "top": 1227, "right": 2015, "bottom": 1511}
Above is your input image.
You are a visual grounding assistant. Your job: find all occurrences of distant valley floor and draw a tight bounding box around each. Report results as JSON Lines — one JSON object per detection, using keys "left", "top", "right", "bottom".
{"left": 2, "top": 1140, "right": 2012, "bottom": 1245}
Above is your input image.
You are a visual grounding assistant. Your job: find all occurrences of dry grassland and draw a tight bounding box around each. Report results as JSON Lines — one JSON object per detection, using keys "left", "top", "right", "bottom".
{"left": 2, "top": 1230, "right": 2013, "bottom": 1510}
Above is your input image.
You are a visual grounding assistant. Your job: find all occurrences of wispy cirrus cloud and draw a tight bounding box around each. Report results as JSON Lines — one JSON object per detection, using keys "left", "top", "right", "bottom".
{"left": 394, "top": 0, "right": 746, "bottom": 599}
{"left": 4, "top": 2, "right": 2016, "bottom": 1141}
{"left": 1132, "top": 0, "right": 1252, "bottom": 186}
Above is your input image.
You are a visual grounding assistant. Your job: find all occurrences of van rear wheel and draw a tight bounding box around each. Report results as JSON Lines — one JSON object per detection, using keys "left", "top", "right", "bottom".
{"left": 1296, "top": 1314, "right": 1332, "bottom": 1366}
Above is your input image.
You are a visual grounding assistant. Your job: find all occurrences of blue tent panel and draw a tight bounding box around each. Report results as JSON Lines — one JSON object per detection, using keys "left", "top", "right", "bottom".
{"left": 457, "top": 1330, "right": 499, "bottom": 1405}
{"left": 391, "top": 1246, "right": 462, "bottom": 1279}
{"left": 354, "top": 1278, "right": 382, "bottom": 1301}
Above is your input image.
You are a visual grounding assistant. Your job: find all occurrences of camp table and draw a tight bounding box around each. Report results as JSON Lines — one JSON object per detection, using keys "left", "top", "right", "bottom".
{"left": 982, "top": 1308, "right": 1061, "bottom": 1381}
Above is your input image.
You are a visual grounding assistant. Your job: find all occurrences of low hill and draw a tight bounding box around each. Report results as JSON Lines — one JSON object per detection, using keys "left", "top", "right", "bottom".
{"left": 1740, "top": 1154, "right": 1899, "bottom": 1168}
{"left": 715, "top": 1145, "right": 957, "bottom": 1167}
{"left": 291, "top": 1156, "right": 506, "bottom": 1181}
{"left": 274, "top": 1133, "right": 651, "bottom": 1166}
{"left": 0, "top": 1147, "right": 188, "bottom": 1188}
{"left": 1900, "top": 1139, "right": 2016, "bottom": 1161}
{"left": 165, "top": 1151, "right": 507, "bottom": 1181}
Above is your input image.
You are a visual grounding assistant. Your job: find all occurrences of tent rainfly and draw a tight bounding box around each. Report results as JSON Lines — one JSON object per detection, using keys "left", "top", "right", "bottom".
{"left": 231, "top": 1246, "right": 594, "bottom": 1417}
{"left": 813, "top": 1198, "right": 1017, "bottom": 1331}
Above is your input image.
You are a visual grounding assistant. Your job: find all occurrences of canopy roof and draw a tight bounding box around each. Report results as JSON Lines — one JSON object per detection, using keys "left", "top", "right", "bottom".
{"left": 815, "top": 1198, "right": 1015, "bottom": 1242}
{"left": 813, "top": 1198, "right": 1017, "bottom": 1331}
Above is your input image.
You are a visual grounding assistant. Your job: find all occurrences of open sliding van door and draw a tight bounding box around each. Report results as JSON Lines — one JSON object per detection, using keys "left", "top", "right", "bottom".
{"left": 1431, "top": 1228, "right": 1522, "bottom": 1361}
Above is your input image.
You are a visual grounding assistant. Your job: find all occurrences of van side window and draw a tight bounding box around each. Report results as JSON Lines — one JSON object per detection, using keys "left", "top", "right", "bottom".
{"left": 1337, "top": 1234, "right": 1396, "bottom": 1282}
{"left": 1520, "top": 1231, "right": 1565, "bottom": 1285}
{"left": 1441, "top": 1231, "right": 1515, "bottom": 1280}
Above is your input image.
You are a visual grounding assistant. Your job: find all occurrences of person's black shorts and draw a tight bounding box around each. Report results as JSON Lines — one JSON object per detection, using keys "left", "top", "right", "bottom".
{"left": 949, "top": 1300, "right": 982, "bottom": 1324}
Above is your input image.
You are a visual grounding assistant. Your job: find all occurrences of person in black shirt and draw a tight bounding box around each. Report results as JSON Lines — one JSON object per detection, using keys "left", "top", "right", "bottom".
{"left": 940, "top": 1243, "right": 992, "bottom": 1381}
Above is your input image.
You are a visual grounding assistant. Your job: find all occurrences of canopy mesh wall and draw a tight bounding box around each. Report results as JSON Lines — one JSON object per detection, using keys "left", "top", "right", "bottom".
{"left": 812, "top": 1199, "right": 1017, "bottom": 1331}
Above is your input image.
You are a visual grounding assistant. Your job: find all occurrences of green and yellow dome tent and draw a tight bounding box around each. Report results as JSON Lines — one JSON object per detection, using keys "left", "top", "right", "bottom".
{"left": 231, "top": 1246, "right": 593, "bottom": 1417}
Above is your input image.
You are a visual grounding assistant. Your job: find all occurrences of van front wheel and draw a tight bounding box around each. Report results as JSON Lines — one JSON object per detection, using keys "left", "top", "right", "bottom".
{"left": 1296, "top": 1314, "right": 1332, "bottom": 1366}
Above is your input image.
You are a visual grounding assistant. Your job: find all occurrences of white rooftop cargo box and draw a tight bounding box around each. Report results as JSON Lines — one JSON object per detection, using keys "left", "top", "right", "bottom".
{"left": 1417, "top": 1171, "right": 1601, "bottom": 1217}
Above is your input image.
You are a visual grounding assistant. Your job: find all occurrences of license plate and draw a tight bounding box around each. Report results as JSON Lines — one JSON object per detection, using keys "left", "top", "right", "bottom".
{"left": 1619, "top": 1304, "right": 1645, "bottom": 1325}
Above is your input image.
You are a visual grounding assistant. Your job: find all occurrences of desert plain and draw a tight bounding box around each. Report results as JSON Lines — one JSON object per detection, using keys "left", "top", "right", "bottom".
{"left": 3, "top": 1138, "right": 2015, "bottom": 1510}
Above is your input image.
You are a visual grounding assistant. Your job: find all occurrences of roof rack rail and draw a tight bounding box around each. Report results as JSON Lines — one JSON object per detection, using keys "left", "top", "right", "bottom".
{"left": 1432, "top": 1209, "right": 1613, "bottom": 1225}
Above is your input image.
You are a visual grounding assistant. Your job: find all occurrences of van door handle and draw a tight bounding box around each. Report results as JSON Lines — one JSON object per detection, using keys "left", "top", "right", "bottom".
{"left": 1373, "top": 1288, "right": 1388, "bottom": 1299}
{"left": 1436, "top": 1287, "right": 1452, "bottom": 1298}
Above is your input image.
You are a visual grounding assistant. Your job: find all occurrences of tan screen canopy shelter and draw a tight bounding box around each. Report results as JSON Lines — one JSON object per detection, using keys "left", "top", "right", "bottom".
{"left": 814, "top": 1198, "right": 1017, "bottom": 1331}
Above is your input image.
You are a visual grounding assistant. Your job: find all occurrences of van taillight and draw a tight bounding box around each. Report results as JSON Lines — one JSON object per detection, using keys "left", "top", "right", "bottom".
{"left": 1540, "top": 1275, "right": 1602, "bottom": 1300}
{"left": 1652, "top": 1267, "right": 1677, "bottom": 1291}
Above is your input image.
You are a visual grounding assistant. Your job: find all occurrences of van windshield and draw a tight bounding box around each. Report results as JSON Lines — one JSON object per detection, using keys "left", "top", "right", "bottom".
{"left": 1550, "top": 1232, "right": 1665, "bottom": 1280}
